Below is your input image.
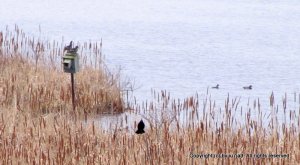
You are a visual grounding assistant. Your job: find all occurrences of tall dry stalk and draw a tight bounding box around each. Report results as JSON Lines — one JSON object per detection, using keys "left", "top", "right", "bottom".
{"left": 0, "top": 26, "right": 299, "bottom": 164}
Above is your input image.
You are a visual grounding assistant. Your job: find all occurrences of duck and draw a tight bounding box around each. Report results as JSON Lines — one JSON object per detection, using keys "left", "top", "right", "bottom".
{"left": 63, "top": 41, "right": 73, "bottom": 52}
{"left": 212, "top": 84, "right": 219, "bottom": 89}
{"left": 135, "top": 120, "right": 145, "bottom": 134}
{"left": 68, "top": 46, "right": 79, "bottom": 53}
{"left": 243, "top": 85, "right": 252, "bottom": 90}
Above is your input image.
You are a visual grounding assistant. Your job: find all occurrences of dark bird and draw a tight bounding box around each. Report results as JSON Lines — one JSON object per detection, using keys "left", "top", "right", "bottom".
{"left": 68, "top": 46, "right": 79, "bottom": 53}
{"left": 135, "top": 120, "right": 145, "bottom": 134}
{"left": 212, "top": 84, "right": 219, "bottom": 89}
{"left": 63, "top": 41, "right": 73, "bottom": 52}
{"left": 243, "top": 85, "right": 252, "bottom": 90}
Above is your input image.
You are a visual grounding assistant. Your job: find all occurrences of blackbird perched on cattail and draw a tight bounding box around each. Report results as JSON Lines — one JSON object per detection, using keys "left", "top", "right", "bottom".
{"left": 63, "top": 41, "right": 73, "bottom": 52}
{"left": 135, "top": 120, "right": 145, "bottom": 134}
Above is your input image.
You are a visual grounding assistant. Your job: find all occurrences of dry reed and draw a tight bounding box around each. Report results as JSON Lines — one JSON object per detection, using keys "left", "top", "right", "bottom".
{"left": 0, "top": 26, "right": 299, "bottom": 164}
{"left": 0, "top": 25, "right": 124, "bottom": 116}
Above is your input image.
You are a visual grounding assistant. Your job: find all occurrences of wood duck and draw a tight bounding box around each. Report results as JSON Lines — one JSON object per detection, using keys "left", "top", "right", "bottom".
{"left": 68, "top": 46, "right": 79, "bottom": 53}
{"left": 212, "top": 84, "right": 219, "bottom": 89}
{"left": 243, "top": 85, "right": 252, "bottom": 90}
{"left": 63, "top": 41, "right": 73, "bottom": 52}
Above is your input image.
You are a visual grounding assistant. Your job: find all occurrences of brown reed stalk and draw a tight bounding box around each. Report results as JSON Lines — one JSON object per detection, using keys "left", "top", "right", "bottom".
{"left": 0, "top": 26, "right": 299, "bottom": 164}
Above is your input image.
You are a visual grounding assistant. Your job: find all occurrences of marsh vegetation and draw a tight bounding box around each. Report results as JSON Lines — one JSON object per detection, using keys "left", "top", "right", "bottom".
{"left": 0, "top": 26, "right": 299, "bottom": 164}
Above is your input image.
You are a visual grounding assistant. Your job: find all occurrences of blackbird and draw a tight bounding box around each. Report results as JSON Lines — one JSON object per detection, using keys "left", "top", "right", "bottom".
{"left": 135, "top": 120, "right": 145, "bottom": 134}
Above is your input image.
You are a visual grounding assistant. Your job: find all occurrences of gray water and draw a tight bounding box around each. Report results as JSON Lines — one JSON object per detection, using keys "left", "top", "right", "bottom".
{"left": 1, "top": 0, "right": 300, "bottom": 127}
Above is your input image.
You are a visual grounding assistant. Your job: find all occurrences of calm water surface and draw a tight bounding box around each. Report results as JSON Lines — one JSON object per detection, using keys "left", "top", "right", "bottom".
{"left": 1, "top": 0, "right": 300, "bottom": 126}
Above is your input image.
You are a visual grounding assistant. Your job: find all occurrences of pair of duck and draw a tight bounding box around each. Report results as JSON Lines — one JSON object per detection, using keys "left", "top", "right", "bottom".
{"left": 212, "top": 84, "right": 252, "bottom": 90}
{"left": 64, "top": 41, "right": 79, "bottom": 53}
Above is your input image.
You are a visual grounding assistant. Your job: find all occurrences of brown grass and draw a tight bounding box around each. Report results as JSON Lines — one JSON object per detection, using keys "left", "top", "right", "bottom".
{"left": 0, "top": 25, "right": 124, "bottom": 115}
{"left": 0, "top": 26, "right": 299, "bottom": 164}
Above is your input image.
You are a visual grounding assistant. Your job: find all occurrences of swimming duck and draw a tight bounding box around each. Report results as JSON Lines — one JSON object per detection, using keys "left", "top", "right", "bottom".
{"left": 243, "top": 85, "right": 252, "bottom": 90}
{"left": 212, "top": 84, "right": 219, "bottom": 89}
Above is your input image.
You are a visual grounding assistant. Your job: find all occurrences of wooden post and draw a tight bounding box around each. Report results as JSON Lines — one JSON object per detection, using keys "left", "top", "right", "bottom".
{"left": 71, "top": 73, "right": 75, "bottom": 111}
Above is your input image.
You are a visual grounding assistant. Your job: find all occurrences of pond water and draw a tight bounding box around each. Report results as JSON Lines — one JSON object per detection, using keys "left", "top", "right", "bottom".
{"left": 1, "top": 0, "right": 300, "bottom": 128}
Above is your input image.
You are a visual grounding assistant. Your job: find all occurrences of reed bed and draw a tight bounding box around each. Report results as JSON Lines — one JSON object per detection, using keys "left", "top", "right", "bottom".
{"left": 0, "top": 26, "right": 299, "bottom": 164}
{"left": 0, "top": 25, "right": 124, "bottom": 115}
{"left": 0, "top": 91, "right": 299, "bottom": 164}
